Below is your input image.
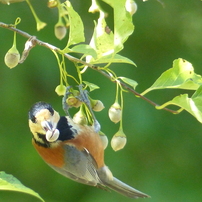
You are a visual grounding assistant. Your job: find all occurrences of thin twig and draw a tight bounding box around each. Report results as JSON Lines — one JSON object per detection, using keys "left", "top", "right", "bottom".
{"left": 0, "top": 21, "right": 179, "bottom": 114}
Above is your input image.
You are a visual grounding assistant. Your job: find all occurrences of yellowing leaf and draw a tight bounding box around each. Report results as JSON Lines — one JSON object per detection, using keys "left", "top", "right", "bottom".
{"left": 102, "top": 0, "right": 134, "bottom": 52}
{"left": 87, "top": 0, "right": 135, "bottom": 65}
{"left": 88, "top": 11, "right": 114, "bottom": 61}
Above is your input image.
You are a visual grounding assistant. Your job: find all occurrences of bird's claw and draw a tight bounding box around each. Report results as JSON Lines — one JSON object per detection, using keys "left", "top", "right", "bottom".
{"left": 62, "top": 85, "right": 101, "bottom": 133}
{"left": 62, "top": 86, "right": 72, "bottom": 117}
{"left": 77, "top": 84, "right": 101, "bottom": 133}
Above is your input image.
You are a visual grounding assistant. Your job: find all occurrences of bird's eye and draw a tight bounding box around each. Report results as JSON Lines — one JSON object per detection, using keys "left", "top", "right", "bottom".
{"left": 31, "top": 116, "right": 36, "bottom": 123}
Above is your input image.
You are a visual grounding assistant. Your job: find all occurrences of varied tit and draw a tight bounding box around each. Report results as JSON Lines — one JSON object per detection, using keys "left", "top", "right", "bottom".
{"left": 28, "top": 101, "right": 149, "bottom": 199}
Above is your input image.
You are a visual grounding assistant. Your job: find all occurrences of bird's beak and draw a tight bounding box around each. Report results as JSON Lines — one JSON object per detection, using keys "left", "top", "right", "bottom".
{"left": 41, "top": 120, "right": 60, "bottom": 142}
{"left": 41, "top": 120, "right": 53, "bottom": 131}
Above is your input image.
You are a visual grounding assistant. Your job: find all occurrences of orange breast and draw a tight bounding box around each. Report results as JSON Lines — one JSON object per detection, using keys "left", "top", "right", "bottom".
{"left": 32, "top": 125, "right": 105, "bottom": 169}
{"left": 32, "top": 139, "right": 65, "bottom": 167}
{"left": 66, "top": 125, "right": 105, "bottom": 168}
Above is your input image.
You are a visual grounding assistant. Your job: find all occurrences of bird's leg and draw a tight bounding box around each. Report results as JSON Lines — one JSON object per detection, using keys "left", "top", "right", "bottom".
{"left": 62, "top": 86, "right": 72, "bottom": 117}
{"left": 77, "top": 84, "right": 101, "bottom": 133}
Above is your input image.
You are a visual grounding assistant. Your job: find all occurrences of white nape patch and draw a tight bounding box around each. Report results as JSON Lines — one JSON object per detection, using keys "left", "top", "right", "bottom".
{"left": 66, "top": 116, "right": 82, "bottom": 133}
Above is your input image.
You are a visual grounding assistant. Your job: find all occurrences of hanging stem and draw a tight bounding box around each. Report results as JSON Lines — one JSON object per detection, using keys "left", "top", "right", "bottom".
{"left": 25, "top": 0, "right": 46, "bottom": 31}
{"left": 52, "top": 50, "right": 67, "bottom": 86}
{"left": 0, "top": 22, "right": 179, "bottom": 114}
{"left": 75, "top": 63, "right": 83, "bottom": 84}
{"left": 119, "top": 83, "right": 124, "bottom": 131}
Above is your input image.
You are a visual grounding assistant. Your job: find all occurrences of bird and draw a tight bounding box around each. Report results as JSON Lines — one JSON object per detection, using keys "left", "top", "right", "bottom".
{"left": 28, "top": 99, "right": 149, "bottom": 199}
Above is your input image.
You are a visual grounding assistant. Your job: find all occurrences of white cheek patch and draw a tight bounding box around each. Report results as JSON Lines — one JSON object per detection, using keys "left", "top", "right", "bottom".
{"left": 46, "top": 129, "right": 60, "bottom": 142}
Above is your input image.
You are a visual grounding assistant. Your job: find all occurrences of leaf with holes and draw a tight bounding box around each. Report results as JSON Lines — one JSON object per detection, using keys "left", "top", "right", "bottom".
{"left": 102, "top": 0, "right": 134, "bottom": 52}
{"left": 141, "top": 58, "right": 202, "bottom": 95}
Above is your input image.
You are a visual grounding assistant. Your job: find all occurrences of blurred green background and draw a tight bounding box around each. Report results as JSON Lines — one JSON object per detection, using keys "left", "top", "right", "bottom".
{"left": 1, "top": 0, "right": 202, "bottom": 202}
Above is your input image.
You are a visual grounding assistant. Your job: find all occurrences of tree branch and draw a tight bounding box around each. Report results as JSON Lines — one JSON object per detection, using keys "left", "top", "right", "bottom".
{"left": 0, "top": 21, "right": 179, "bottom": 114}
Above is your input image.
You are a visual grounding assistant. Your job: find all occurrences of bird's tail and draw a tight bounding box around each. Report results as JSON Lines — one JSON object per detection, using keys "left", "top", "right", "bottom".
{"left": 104, "top": 176, "right": 149, "bottom": 198}
{"left": 98, "top": 166, "right": 150, "bottom": 198}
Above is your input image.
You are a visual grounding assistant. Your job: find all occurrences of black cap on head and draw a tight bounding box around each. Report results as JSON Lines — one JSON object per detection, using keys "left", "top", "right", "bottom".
{"left": 29, "top": 101, "right": 54, "bottom": 123}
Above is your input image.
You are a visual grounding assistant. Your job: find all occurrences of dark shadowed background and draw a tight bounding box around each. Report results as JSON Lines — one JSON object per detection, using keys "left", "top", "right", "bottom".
{"left": 1, "top": 0, "right": 202, "bottom": 202}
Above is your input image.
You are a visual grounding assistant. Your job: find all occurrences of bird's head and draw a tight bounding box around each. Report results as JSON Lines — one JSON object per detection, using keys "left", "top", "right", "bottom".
{"left": 29, "top": 102, "right": 60, "bottom": 145}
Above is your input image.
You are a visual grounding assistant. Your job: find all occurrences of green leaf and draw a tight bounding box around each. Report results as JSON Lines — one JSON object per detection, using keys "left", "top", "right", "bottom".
{"left": 70, "top": 44, "right": 97, "bottom": 59}
{"left": 156, "top": 86, "right": 202, "bottom": 123}
{"left": 102, "top": 0, "right": 134, "bottom": 52}
{"left": 83, "top": 81, "right": 100, "bottom": 91}
{"left": 87, "top": 0, "right": 135, "bottom": 64}
{"left": 0, "top": 172, "right": 44, "bottom": 202}
{"left": 91, "top": 53, "right": 136, "bottom": 66}
{"left": 63, "top": 1, "right": 85, "bottom": 51}
{"left": 88, "top": 12, "right": 114, "bottom": 61}
{"left": 119, "top": 77, "right": 138, "bottom": 89}
{"left": 141, "top": 58, "right": 202, "bottom": 95}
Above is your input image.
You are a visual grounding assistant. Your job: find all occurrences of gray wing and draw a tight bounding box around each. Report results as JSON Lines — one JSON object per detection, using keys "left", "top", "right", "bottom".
{"left": 49, "top": 145, "right": 102, "bottom": 186}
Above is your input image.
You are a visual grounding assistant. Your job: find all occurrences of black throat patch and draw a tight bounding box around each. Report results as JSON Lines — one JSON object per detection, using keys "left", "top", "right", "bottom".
{"left": 56, "top": 116, "right": 76, "bottom": 141}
